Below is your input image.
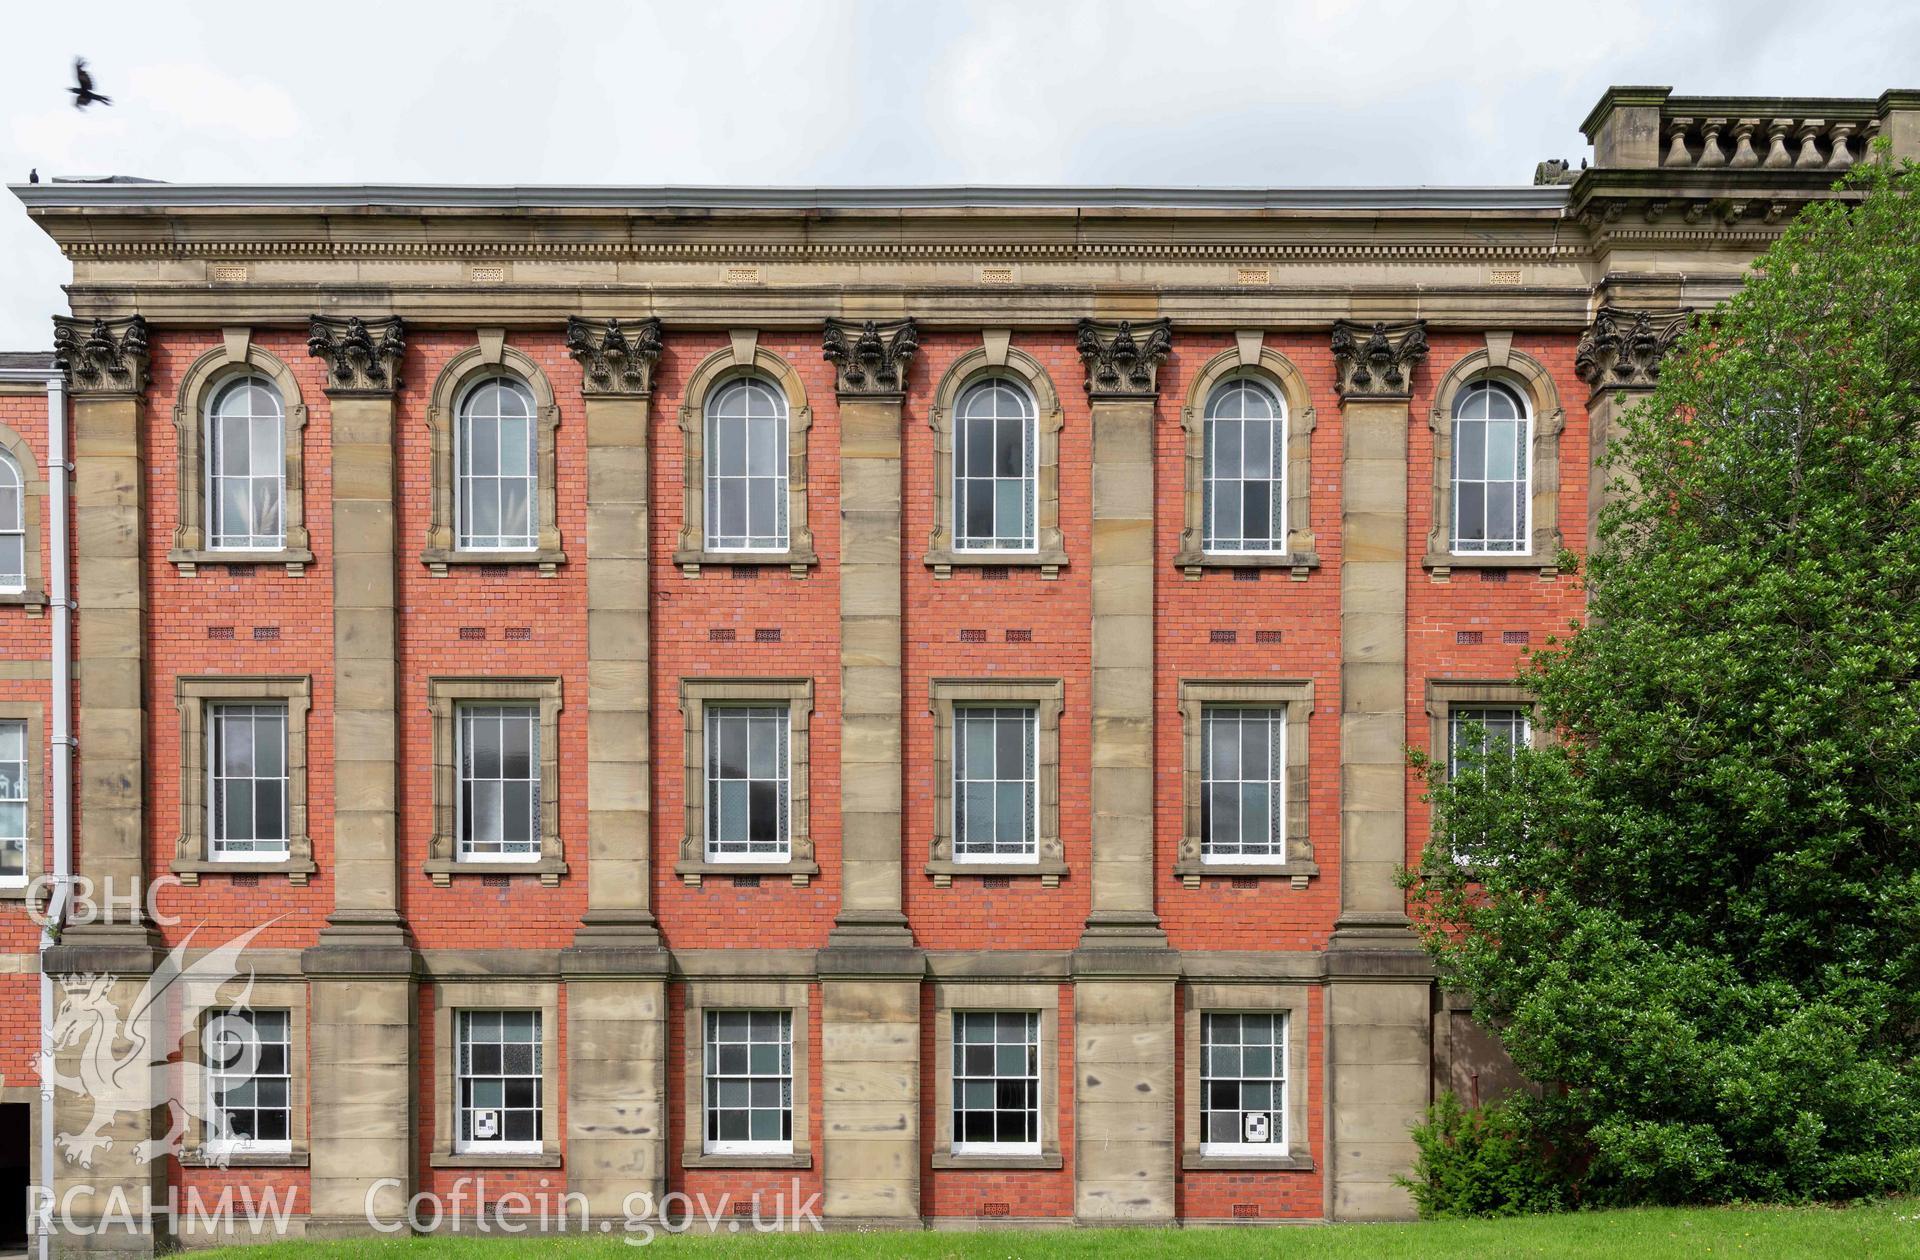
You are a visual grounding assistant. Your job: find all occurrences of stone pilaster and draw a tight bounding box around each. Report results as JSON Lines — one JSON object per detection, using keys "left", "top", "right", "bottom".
{"left": 822, "top": 318, "right": 917, "bottom": 948}
{"left": 302, "top": 957, "right": 419, "bottom": 1237}
{"left": 1325, "top": 319, "right": 1431, "bottom": 1222}
{"left": 51, "top": 316, "right": 159, "bottom": 959}
{"left": 1328, "top": 319, "right": 1426, "bottom": 942}
{"left": 307, "top": 315, "right": 409, "bottom": 944}
{"left": 302, "top": 315, "right": 417, "bottom": 1237}
{"left": 1070, "top": 318, "right": 1178, "bottom": 1226}
{"left": 818, "top": 318, "right": 923, "bottom": 1225}
{"left": 1075, "top": 318, "right": 1171, "bottom": 947}
{"left": 561, "top": 317, "right": 672, "bottom": 1218}
{"left": 1576, "top": 307, "right": 1690, "bottom": 546}
{"left": 566, "top": 316, "right": 665, "bottom": 944}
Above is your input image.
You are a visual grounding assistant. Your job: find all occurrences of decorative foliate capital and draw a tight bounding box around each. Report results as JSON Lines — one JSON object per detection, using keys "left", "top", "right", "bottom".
{"left": 306, "top": 315, "right": 406, "bottom": 396}
{"left": 567, "top": 316, "right": 663, "bottom": 397}
{"left": 823, "top": 317, "right": 918, "bottom": 396}
{"left": 52, "top": 315, "right": 149, "bottom": 396}
{"left": 1330, "top": 319, "right": 1428, "bottom": 399}
{"left": 1076, "top": 318, "right": 1173, "bottom": 397}
{"left": 1575, "top": 307, "right": 1691, "bottom": 390}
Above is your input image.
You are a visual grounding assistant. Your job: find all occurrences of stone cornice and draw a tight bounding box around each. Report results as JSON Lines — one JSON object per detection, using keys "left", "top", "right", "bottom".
{"left": 822, "top": 318, "right": 917, "bottom": 396}
{"left": 45, "top": 237, "right": 1581, "bottom": 264}
{"left": 1575, "top": 306, "right": 1692, "bottom": 391}
{"left": 1076, "top": 318, "right": 1172, "bottom": 398}
{"left": 1330, "top": 320, "right": 1428, "bottom": 400}
{"left": 306, "top": 315, "right": 406, "bottom": 396}
{"left": 52, "top": 315, "right": 149, "bottom": 396}
{"left": 566, "top": 316, "right": 662, "bottom": 397}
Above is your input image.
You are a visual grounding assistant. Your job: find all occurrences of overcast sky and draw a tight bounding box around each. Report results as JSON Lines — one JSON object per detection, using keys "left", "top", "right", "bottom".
{"left": 3, "top": 0, "right": 1916, "bottom": 347}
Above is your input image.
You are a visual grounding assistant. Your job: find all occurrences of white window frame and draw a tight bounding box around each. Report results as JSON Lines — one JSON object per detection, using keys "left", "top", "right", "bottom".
{"left": 703, "top": 375, "right": 790, "bottom": 554}
{"left": 701, "top": 1009, "right": 795, "bottom": 1157}
{"left": 1199, "top": 1011, "right": 1290, "bottom": 1158}
{"left": 1199, "top": 705, "right": 1288, "bottom": 866}
{"left": 1449, "top": 378, "right": 1533, "bottom": 557}
{"left": 951, "top": 377, "right": 1039, "bottom": 555}
{"left": 454, "top": 1009, "right": 544, "bottom": 1155}
{"left": 206, "top": 702, "right": 290, "bottom": 862}
{"left": 204, "top": 374, "right": 287, "bottom": 553}
{"left": 0, "top": 451, "right": 25, "bottom": 594}
{"left": 950, "top": 1010, "right": 1043, "bottom": 1157}
{"left": 1202, "top": 374, "right": 1289, "bottom": 556}
{"left": 455, "top": 702, "right": 542, "bottom": 864}
{"left": 0, "top": 717, "right": 27, "bottom": 888}
{"left": 1446, "top": 704, "right": 1533, "bottom": 780}
{"left": 951, "top": 704, "right": 1039, "bottom": 865}
{"left": 703, "top": 704, "right": 792, "bottom": 864}
{"left": 454, "top": 374, "right": 540, "bottom": 553}
{"left": 204, "top": 1007, "right": 293, "bottom": 1158}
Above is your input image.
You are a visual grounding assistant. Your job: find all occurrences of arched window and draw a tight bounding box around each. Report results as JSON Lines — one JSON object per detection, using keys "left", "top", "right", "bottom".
{"left": 456, "top": 375, "right": 539, "bottom": 551}
{"left": 1450, "top": 379, "right": 1531, "bottom": 555}
{"left": 206, "top": 375, "right": 286, "bottom": 550}
{"left": 0, "top": 453, "right": 23, "bottom": 593}
{"left": 704, "top": 376, "right": 789, "bottom": 552}
{"left": 953, "top": 378, "right": 1036, "bottom": 552}
{"left": 1203, "top": 376, "right": 1287, "bottom": 553}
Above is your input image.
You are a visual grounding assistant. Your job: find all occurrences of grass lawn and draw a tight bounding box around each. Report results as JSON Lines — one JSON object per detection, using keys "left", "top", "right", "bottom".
{"left": 203, "top": 1200, "right": 1916, "bottom": 1259}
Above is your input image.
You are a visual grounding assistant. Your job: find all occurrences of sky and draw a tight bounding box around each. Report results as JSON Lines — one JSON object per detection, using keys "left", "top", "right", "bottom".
{"left": 2, "top": 0, "right": 1917, "bottom": 347}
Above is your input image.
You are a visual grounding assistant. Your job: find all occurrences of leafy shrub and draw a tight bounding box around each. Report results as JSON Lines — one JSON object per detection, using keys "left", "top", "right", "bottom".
{"left": 1402, "top": 1093, "right": 1568, "bottom": 1219}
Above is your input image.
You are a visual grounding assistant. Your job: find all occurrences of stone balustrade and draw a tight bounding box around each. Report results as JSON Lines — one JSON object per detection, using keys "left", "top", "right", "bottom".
{"left": 1661, "top": 112, "right": 1874, "bottom": 169}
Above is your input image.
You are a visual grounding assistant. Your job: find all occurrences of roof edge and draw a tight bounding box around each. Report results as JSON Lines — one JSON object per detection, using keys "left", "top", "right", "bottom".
{"left": 8, "top": 182, "right": 1571, "bottom": 213}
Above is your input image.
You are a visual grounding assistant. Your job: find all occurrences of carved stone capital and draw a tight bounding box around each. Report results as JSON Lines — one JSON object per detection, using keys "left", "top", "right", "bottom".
{"left": 822, "top": 317, "right": 917, "bottom": 396}
{"left": 306, "top": 315, "right": 406, "bottom": 396}
{"left": 1575, "top": 307, "right": 1690, "bottom": 391}
{"left": 52, "top": 315, "right": 149, "bottom": 396}
{"left": 1076, "top": 318, "right": 1172, "bottom": 397}
{"left": 567, "top": 316, "right": 662, "bottom": 397}
{"left": 1330, "top": 319, "right": 1428, "bottom": 399}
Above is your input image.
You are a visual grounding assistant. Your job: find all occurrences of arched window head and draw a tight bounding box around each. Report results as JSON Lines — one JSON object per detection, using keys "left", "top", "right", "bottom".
{"left": 953, "top": 378, "right": 1037, "bottom": 552}
{"left": 0, "top": 452, "right": 23, "bottom": 593}
{"left": 456, "top": 374, "right": 539, "bottom": 552}
{"left": 206, "top": 375, "right": 286, "bottom": 550}
{"left": 1203, "top": 376, "right": 1287, "bottom": 554}
{"left": 704, "top": 375, "right": 789, "bottom": 552}
{"left": 1450, "top": 378, "right": 1531, "bottom": 556}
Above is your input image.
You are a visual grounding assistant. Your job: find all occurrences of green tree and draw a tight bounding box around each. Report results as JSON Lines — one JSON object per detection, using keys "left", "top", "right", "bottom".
{"left": 1403, "top": 154, "right": 1920, "bottom": 1210}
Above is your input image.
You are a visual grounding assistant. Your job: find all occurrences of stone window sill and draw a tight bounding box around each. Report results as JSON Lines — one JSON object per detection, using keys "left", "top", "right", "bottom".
{"left": 681, "top": 1151, "right": 812, "bottom": 1170}
{"left": 430, "top": 1151, "right": 563, "bottom": 1170}
{"left": 424, "top": 856, "right": 569, "bottom": 888}
{"left": 1182, "top": 1152, "right": 1315, "bottom": 1172}
{"left": 180, "top": 1150, "right": 310, "bottom": 1169}
{"left": 925, "top": 858, "right": 1068, "bottom": 888}
{"left": 1174, "top": 859, "right": 1319, "bottom": 891}
{"left": 1174, "top": 550, "right": 1321, "bottom": 581}
{"left": 674, "top": 545, "right": 818, "bottom": 579}
{"left": 173, "top": 856, "right": 317, "bottom": 887}
{"left": 0, "top": 589, "right": 48, "bottom": 615}
{"left": 170, "top": 548, "right": 313, "bottom": 577}
{"left": 1423, "top": 552, "right": 1558, "bottom": 579}
{"left": 0, "top": 884, "right": 39, "bottom": 902}
{"left": 421, "top": 547, "right": 566, "bottom": 578}
{"left": 924, "top": 548, "right": 1068, "bottom": 581}
{"left": 931, "top": 1151, "right": 1064, "bottom": 1171}
{"left": 675, "top": 858, "right": 819, "bottom": 887}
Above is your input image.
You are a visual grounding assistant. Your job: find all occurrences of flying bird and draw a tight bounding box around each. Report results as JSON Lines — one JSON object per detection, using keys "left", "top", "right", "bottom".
{"left": 70, "top": 58, "right": 111, "bottom": 110}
